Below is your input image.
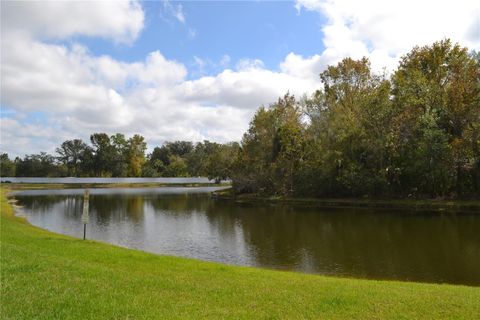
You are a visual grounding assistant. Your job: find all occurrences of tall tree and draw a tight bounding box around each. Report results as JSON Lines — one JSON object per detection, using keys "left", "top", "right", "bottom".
{"left": 204, "top": 142, "right": 240, "bottom": 183}
{"left": 15, "top": 152, "right": 62, "bottom": 177}
{"left": 303, "top": 57, "right": 392, "bottom": 196}
{"left": 90, "top": 133, "right": 115, "bottom": 177}
{"left": 127, "top": 134, "right": 147, "bottom": 177}
{"left": 0, "top": 153, "right": 16, "bottom": 177}
{"left": 391, "top": 40, "right": 480, "bottom": 196}
{"left": 111, "top": 133, "right": 129, "bottom": 176}
{"left": 233, "top": 94, "right": 304, "bottom": 195}
{"left": 56, "top": 139, "right": 90, "bottom": 176}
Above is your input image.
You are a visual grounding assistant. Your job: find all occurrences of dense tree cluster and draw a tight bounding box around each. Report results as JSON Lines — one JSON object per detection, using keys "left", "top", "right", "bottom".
{"left": 0, "top": 134, "right": 238, "bottom": 183}
{"left": 142, "top": 140, "right": 239, "bottom": 182}
{"left": 231, "top": 40, "right": 480, "bottom": 198}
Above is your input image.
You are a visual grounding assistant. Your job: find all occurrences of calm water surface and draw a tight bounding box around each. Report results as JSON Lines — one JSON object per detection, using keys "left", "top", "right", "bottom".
{"left": 12, "top": 187, "right": 480, "bottom": 286}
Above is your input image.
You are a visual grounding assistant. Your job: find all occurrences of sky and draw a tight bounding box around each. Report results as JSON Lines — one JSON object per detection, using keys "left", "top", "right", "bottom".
{"left": 1, "top": 0, "right": 479, "bottom": 157}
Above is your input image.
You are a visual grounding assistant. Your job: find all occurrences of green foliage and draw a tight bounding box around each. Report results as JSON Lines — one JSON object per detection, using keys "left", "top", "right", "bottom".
{"left": 203, "top": 142, "right": 239, "bottom": 183}
{"left": 231, "top": 40, "right": 480, "bottom": 199}
{"left": 7, "top": 136, "right": 240, "bottom": 179}
{"left": 233, "top": 94, "right": 304, "bottom": 195}
{"left": 389, "top": 40, "right": 480, "bottom": 197}
{"left": 14, "top": 152, "right": 64, "bottom": 177}
{"left": 0, "top": 153, "right": 16, "bottom": 177}
{"left": 305, "top": 57, "right": 392, "bottom": 197}
{"left": 89, "top": 133, "right": 116, "bottom": 177}
{"left": 126, "top": 134, "right": 147, "bottom": 177}
{"left": 164, "top": 154, "right": 189, "bottom": 177}
{"left": 56, "top": 139, "right": 91, "bottom": 176}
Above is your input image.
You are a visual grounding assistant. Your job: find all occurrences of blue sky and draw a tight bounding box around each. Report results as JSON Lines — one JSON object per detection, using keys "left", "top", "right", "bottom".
{"left": 1, "top": 0, "right": 479, "bottom": 157}
{"left": 74, "top": 1, "right": 325, "bottom": 75}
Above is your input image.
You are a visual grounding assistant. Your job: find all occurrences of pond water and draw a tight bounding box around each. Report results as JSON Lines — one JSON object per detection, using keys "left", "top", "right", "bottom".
{"left": 1, "top": 177, "right": 219, "bottom": 184}
{"left": 11, "top": 187, "right": 480, "bottom": 286}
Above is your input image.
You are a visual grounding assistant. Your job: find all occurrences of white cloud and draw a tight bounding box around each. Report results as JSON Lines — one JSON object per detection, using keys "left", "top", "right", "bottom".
{"left": 0, "top": 118, "right": 68, "bottom": 158}
{"left": 220, "top": 55, "right": 231, "bottom": 67}
{"left": 295, "top": 0, "right": 480, "bottom": 71}
{"left": 280, "top": 53, "right": 325, "bottom": 79}
{"left": 235, "top": 59, "right": 265, "bottom": 71}
{"left": 130, "top": 51, "right": 187, "bottom": 86}
{"left": 162, "top": 0, "right": 186, "bottom": 24}
{"left": 178, "top": 66, "right": 319, "bottom": 110}
{"left": 1, "top": 34, "right": 131, "bottom": 123}
{"left": 1, "top": 32, "right": 320, "bottom": 156}
{"left": 192, "top": 56, "right": 207, "bottom": 75}
{"left": 189, "top": 55, "right": 233, "bottom": 77}
{"left": 0, "top": 0, "right": 144, "bottom": 43}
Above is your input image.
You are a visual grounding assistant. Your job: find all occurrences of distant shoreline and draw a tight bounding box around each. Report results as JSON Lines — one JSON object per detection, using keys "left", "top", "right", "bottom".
{"left": 0, "top": 176, "right": 228, "bottom": 183}
{"left": 3, "top": 182, "right": 478, "bottom": 212}
{"left": 212, "top": 189, "right": 480, "bottom": 213}
{"left": 2, "top": 182, "right": 230, "bottom": 190}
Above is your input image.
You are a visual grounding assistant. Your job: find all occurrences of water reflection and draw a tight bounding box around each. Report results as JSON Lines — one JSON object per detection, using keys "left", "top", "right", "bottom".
{"left": 12, "top": 188, "right": 480, "bottom": 286}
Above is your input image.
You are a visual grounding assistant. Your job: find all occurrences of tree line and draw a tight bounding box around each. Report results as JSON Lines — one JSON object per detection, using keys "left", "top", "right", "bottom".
{"left": 231, "top": 40, "right": 479, "bottom": 198}
{"left": 0, "top": 134, "right": 239, "bottom": 183}
{"left": 1, "top": 40, "right": 479, "bottom": 198}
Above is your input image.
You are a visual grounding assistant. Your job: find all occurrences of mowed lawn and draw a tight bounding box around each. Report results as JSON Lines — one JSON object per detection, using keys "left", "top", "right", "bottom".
{"left": 1, "top": 190, "right": 479, "bottom": 319}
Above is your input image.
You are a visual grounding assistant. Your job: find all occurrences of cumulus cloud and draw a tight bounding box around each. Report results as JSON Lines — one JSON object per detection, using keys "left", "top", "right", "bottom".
{"left": 0, "top": 117, "right": 69, "bottom": 158}
{"left": 0, "top": 0, "right": 144, "bottom": 43}
{"left": 295, "top": 0, "right": 480, "bottom": 71}
{"left": 280, "top": 53, "right": 325, "bottom": 79}
{"left": 178, "top": 66, "right": 320, "bottom": 110}
{"left": 1, "top": 31, "right": 317, "bottom": 156}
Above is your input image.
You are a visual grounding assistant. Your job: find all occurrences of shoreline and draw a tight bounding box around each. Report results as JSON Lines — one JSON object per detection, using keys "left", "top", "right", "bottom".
{"left": 5, "top": 183, "right": 479, "bottom": 212}
{"left": 212, "top": 189, "right": 480, "bottom": 212}
{"left": 2, "top": 182, "right": 230, "bottom": 190}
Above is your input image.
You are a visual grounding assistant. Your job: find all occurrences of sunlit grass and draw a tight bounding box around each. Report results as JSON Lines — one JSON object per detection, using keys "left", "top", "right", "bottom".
{"left": 1, "top": 188, "right": 479, "bottom": 319}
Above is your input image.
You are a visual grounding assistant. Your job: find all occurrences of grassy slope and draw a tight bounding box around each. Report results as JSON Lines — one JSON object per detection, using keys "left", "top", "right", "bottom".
{"left": 1, "top": 189, "right": 479, "bottom": 320}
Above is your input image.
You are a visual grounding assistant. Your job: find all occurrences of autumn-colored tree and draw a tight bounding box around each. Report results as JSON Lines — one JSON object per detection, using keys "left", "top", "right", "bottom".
{"left": 301, "top": 57, "right": 392, "bottom": 196}
{"left": 233, "top": 94, "right": 304, "bottom": 195}
{"left": 391, "top": 40, "right": 480, "bottom": 196}
{"left": 127, "top": 134, "right": 147, "bottom": 177}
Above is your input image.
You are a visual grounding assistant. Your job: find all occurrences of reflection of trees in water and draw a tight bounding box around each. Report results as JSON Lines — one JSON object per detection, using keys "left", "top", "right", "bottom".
{"left": 202, "top": 202, "right": 480, "bottom": 284}
{"left": 145, "top": 193, "right": 212, "bottom": 215}
{"left": 145, "top": 194, "right": 247, "bottom": 246}
{"left": 15, "top": 193, "right": 480, "bottom": 284}
{"left": 137, "top": 194, "right": 480, "bottom": 284}
{"left": 16, "top": 195, "right": 83, "bottom": 219}
{"left": 16, "top": 194, "right": 146, "bottom": 224}
{"left": 89, "top": 194, "right": 145, "bottom": 224}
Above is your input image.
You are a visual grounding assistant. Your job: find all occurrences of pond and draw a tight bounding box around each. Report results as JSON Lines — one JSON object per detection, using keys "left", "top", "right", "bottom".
{"left": 11, "top": 187, "right": 480, "bottom": 286}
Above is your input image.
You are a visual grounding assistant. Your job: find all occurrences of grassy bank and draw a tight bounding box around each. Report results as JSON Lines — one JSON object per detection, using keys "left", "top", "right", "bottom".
{"left": 213, "top": 188, "right": 480, "bottom": 212}
{"left": 1, "top": 189, "right": 479, "bottom": 319}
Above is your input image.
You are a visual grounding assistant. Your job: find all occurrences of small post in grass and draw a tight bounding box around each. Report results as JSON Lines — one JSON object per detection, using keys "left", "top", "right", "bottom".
{"left": 81, "top": 189, "right": 89, "bottom": 240}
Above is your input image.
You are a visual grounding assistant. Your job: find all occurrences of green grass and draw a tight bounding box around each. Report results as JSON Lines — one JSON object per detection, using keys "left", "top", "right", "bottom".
{"left": 1, "top": 189, "right": 479, "bottom": 319}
